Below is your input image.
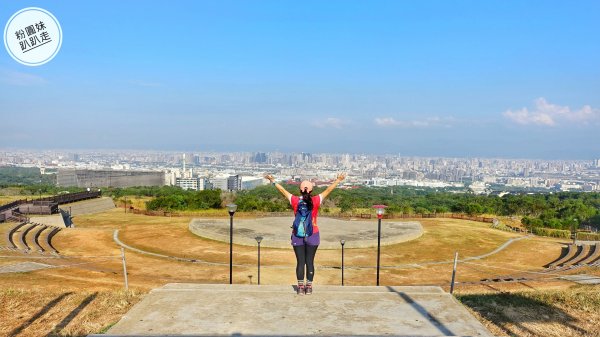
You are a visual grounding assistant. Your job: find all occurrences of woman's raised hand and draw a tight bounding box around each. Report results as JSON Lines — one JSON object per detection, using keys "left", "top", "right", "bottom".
{"left": 337, "top": 173, "right": 346, "bottom": 181}
{"left": 264, "top": 174, "right": 274, "bottom": 183}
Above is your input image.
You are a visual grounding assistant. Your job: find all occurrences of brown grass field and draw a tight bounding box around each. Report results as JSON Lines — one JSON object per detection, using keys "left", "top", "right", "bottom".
{"left": 1, "top": 207, "right": 599, "bottom": 336}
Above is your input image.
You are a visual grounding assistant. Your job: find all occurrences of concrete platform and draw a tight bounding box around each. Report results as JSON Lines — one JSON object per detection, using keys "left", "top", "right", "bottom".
{"left": 28, "top": 214, "right": 66, "bottom": 228}
{"left": 62, "top": 197, "right": 115, "bottom": 215}
{"left": 190, "top": 217, "right": 423, "bottom": 249}
{"left": 561, "top": 274, "right": 600, "bottom": 285}
{"left": 94, "top": 284, "right": 492, "bottom": 337}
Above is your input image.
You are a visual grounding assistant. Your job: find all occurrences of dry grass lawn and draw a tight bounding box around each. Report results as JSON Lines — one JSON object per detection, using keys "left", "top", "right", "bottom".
{"left": 1, "top": 207, "right": 598, "bottom": 336}
{"left": 0, "top": 288, "right": 142, "bottom": 337}
{"left": 457, "top": 285, "right": 600, "bottom": 337}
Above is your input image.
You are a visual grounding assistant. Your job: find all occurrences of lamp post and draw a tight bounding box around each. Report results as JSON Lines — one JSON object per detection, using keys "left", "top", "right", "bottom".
{"left": 572, "top": 218, "right": 578, "bottom": 244}
{"left": 38, "top": 190, "right": 42, "bottom": 213}
{"left": 227, "top": 204, "right": 237, "bottom": 284}
{"left": 124, "top": 196, "right": 127, "bottom": 213}
{"left": 373, "top": 205, "right": 387, "bottom": 286}
{"left": 255, "top": 236, "right": 263, "bottom": 285}
{"left": 340, "top": 239, "right": 345, "bottom": 286}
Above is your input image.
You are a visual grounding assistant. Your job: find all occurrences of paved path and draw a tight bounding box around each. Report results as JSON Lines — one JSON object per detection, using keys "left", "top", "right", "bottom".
{"left": 407, "top": 235, "right": 532, "bottom": 268}
{"left": 0, "top": 262, "right": 51, "bottom": 273}
{"left": 113, "top": 229, "right": 229, "bottom": 266}
{"left": 92, "top": 283, "right": 493, "bottom": 337}
{"left": 114, "top": 229, "right": 529, "bottom": 270}
{"left": 190, "top": 217, "right": 424, "bottom": 249}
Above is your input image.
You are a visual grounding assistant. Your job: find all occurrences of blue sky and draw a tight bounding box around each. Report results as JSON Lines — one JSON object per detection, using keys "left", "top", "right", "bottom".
{"left": 1, "top": 1, "right": 599, "bottom": 159}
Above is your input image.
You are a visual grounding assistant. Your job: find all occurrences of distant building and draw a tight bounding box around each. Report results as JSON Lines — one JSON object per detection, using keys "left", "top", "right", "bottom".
{"left": 469, "top": 181, "right": 488, "bottom": 195}
{"left": 227, "top": 175, "right": 242, "bottom": 191}
{"left": 595, "top": 158, "right": 600, "bottom": 168}
{"left": 253, "top": 152, "right": 267, "bottom": 163}
{"left": 176, "top": 177, "right": 203, "bottom": 191}
{"left": 57, "top": 169, "right": 164, "bottom": 187}
{"left": 241, "top": 176, "right": 264, "bottom": 190}
{"left": 211, "top": 176, "right": 229, "bottom": 190}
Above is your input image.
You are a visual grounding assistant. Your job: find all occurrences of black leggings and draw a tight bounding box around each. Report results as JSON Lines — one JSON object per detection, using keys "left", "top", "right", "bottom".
{"left": 293, "top": 244, "right": 318, "bottom": 281}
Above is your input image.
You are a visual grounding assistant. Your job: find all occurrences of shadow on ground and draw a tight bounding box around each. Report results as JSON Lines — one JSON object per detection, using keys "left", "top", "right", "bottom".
{"left": 457, "top": 292, "right": 587, "bottom": 337}
{"left": 7, "top": 291, "right": 98, "bottom": 337}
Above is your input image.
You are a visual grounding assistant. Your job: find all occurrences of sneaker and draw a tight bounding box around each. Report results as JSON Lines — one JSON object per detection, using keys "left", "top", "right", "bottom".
{"left": 305, "top": 285, "right": 313, "bottom": 295}
{"left": 297, "top": 284, "right": 305, "bottom": 295}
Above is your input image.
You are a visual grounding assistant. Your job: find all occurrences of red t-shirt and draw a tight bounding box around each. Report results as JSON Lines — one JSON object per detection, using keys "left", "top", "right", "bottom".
{"left": 289, "top": 194, "right": 322, "bottom": 234}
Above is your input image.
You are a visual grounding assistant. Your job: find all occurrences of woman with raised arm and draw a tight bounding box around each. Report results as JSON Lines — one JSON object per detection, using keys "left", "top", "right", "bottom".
{"left": 265, "top": 173, "right": 346, "bottom": 295}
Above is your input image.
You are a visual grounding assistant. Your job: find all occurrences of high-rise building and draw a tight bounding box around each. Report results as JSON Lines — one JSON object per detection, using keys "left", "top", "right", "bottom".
{"left": 253, "top": 152, "right": 267, "bottom": 163}
{"left": 227, "top": 175, "right": 242, "bottom": 191}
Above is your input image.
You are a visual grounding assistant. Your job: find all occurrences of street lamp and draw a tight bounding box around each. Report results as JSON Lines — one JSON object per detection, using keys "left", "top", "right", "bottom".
{"left": 255, "top": 236, "right": 263, "bottom": 285}
{"left": 572, "top": 218, "right": 578, "bottom": 244}
{"left": 373, "top": 205, "right": 387, "bottom": 286}
{"left": 227, "top": 204, "right": 237, "bottom": 284}
{"left": 340, "top": 239, "right": 345, "bottom": 286}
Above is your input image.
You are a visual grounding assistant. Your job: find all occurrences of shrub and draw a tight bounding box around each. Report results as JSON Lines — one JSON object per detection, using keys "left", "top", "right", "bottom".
{"left": 532, "top": 227, "right": 571, "bottom": 238}
{"left": 577, "top": 232, "right": 600, "bottom": 241}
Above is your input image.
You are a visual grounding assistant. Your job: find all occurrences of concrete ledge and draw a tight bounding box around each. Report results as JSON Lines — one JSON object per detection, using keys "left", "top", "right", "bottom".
{"left": 95, "top": 283, "right": 492, "bottom": 337}
{"left": 158, "top": 283, "right": 446, "bottom": 294}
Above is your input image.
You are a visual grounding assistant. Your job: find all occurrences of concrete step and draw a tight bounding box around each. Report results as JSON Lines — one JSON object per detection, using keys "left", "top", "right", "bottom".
{"left": 90, "top": 283, "right": 493, "bottom": 337}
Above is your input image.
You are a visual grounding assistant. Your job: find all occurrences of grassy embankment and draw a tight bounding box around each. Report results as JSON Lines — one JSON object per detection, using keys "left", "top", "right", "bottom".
{"left": 1, "top": 203, "right": 598, "bottom": 336}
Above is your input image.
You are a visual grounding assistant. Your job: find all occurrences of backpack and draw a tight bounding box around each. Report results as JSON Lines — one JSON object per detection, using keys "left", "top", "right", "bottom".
{"left": 292, "top": 198, "right": 313, "bottom": 238}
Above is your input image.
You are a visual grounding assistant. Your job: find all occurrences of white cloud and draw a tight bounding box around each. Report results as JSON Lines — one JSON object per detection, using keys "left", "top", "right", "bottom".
{"left": 503, "top": 98, "right": 599, "bottom": 126}
{"left": 0, "top": 69, "right": 47, "bottom": 86}
{"left": 312, "top": 117, "right": 350, "bottom": 129}
{"left": 374, "top": 116, "right": 453, "bottom": 128}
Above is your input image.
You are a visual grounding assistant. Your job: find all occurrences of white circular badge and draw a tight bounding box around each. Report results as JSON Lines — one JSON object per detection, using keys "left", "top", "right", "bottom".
{"left": 4, "top": 7, "right": 62, "bottom": 66}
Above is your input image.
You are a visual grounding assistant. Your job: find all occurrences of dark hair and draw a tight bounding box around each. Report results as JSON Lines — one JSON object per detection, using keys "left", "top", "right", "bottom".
{"left": 301, "top": 187, "right": 313, "bottom": 210}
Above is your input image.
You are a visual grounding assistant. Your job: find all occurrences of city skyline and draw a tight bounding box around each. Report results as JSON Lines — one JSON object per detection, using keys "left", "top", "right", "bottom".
{"left": 2, "top": 148, "right": 599, "bottom": 193}
{"left": 1, "top": 1, "right": 599, "bottom": 159}
{"left": 1, "top": 146, "right": 599, "bottom": 162}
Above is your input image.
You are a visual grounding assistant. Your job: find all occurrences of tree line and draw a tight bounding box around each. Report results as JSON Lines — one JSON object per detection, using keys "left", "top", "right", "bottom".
{"left": 2, "top": 168, "right": 598, "bottom": 231}
{"left": 48, "top": 184, "right": 600, "bottom": 230}
{"left": 234, "top": 185, "right": 600, "bottom": 230}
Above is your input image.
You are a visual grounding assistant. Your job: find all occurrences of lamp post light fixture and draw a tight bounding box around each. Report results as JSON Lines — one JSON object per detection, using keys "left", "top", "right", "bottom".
{"left": 227, "top": 204, "right": 237, "bottom": 284}
{"left": 340, "top": 239, "right": 346, "bottom": 286}
{"left": 373, "top": 205, "right": 387, "bottom": 286}
{"left": 255, "top": 236, "right": 263, "bottom": 285}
